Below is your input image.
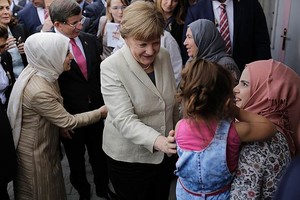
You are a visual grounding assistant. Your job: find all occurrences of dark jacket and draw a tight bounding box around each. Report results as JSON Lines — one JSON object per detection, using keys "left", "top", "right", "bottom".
{"left": 9, "top": 23, "right": 28, "bottom": 67}
{"left": 82, "top": 0, "right": 105, "bottom": 35}
{"left": 58, "top": 32, "right": 104, "bottom": 114}
{"left": 0, "top": 51, "right": 17, "bottom": 186}
{"left": 17, "top": 2, "right": 41, "bottom": 36}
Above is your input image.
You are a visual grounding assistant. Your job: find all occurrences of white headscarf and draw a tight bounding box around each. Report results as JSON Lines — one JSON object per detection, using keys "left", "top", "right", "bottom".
{"left": 7, "top": 32, "right": 70, "bottom": 148}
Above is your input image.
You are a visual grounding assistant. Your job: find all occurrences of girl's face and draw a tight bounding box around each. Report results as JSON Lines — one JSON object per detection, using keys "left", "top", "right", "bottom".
{"left": 161, "top": 0, "right": 178, "bottom": 16}
{"left": 125, "top": 36, "right": 161, "bottom": 69}
{"left": 233, "top": 67, "right": 251, "bottom": 108}
{"left": 63, "top": 50, "right": 74, "bottom": 71}
{"left": 109, "top": 0, "right": 126, "bottom": 23}
{"left": 183, "top": 28, "right": 198, "bottom": 58}
{"left": 0, "top": 2, "right": 11, "bottom": 25}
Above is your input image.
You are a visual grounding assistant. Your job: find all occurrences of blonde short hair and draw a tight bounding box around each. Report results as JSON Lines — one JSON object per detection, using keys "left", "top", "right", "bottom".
{"left": 120, "top": 1, "right": 165, "bottom": 41}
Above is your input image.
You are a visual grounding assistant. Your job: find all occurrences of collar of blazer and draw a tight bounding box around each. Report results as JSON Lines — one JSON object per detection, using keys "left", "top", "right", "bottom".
{"left": 120, "top": 44, "right": 164, "bottom": 98}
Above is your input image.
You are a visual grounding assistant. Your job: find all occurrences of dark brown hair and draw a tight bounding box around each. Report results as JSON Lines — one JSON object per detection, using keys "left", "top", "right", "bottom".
{"left": 178, "top": 59, "right": 235, "bottom": 120}
{"left": 155, "top": 0, "right": 185, "bottom": 25}
{"left": 0, "top": 23, "right": 8, "bottom": 39}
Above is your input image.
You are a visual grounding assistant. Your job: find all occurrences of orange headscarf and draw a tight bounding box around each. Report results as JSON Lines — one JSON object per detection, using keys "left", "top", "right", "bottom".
{"left": 244, "top": 59, "right": 300, "bottom": 157}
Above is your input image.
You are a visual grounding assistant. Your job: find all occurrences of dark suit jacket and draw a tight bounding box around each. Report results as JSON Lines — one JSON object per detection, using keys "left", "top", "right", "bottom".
{"left": 0, "top": 51, "right": 17, "bottom": 185}
{"left": 82, "top": 0, "right": 105, "bottom": 35}
{"left": 81, "top": 0, "right": 90, "bottom": 11}
{"left": 17, "top": 2, "right": 41, "bottom": 36}
{"left": 58, "top": 32, "right": 104, "bottom": 115}
{"left": 9, "top": 23, "right": 28, "bottom": 67}
{"left": 183, "top": 0, "right": 271, "bottom": 71}
{"left": 275, "top": 156, "right": 300, "bottom": 200}
{"left": 12, "top": 0, "right": 27, "bottom": 18}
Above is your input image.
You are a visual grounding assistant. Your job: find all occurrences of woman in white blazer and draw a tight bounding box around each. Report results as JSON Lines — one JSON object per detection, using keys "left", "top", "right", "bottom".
{"left": 100, "top": 2, "right": 179, "bottom": 200}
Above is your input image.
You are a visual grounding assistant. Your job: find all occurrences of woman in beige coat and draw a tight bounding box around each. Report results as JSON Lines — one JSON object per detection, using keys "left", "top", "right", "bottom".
{"left": 101, "top": 2, "right": 179, "bottom": 199}
{"left": 7, "top": 32, "right": 107, "bottom": 200}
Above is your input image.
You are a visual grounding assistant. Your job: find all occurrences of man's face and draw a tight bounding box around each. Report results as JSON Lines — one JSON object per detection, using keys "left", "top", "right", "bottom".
{"left": 54, "top": 14, "right": 84, "bottom": 39}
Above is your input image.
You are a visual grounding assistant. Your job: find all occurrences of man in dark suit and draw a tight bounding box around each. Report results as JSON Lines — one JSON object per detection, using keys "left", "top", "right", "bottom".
{"left": 17, "top": 0, "right": 47, "bottom": 36}
{"left": 49, "top": 0, "right": 109, "bottom": 199}
{"left": 77, "top": 0, "right": 89, "bottom": 11}
{"left": 182, "top": 0, "right": 271, "bottom": 71}
{"left": 11, "top": 0, "right": 28, "bottom": 17}
{"left": 82, "top": 0, "right": 105, "bottom": 35}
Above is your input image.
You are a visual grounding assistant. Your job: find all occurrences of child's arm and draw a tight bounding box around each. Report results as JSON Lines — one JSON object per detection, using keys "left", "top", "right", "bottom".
{"left": 233, "top": 104, "right": 277, "bottom": 142}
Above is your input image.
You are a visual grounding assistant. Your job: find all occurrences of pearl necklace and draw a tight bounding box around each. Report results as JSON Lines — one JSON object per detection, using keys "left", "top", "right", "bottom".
{"left": 142, "top": 64, "right": 151, "bottom": 70}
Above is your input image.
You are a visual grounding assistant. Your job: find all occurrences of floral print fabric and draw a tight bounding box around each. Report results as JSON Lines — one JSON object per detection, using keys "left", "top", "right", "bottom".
{"left": 230, "top": 131, "right": 291, "bottom": 200}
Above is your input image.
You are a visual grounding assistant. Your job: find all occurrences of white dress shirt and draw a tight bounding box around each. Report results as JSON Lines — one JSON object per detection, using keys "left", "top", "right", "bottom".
{"left": 212, "top": 0, "right": 234, "bottom": 49}
{"left": 0, "top": 59, "right": 9, "bottom": 104}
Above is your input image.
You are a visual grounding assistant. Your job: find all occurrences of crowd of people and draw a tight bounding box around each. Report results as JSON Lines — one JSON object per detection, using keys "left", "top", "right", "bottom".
{"left": 0, "top": 0, "right": 300, "bottom": 200}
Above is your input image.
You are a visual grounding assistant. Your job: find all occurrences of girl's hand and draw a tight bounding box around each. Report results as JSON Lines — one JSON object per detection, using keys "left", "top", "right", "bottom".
{"left": 17, "top": 42, "right": 25, "bottom": 54}
{"left": 5, "top": 36, "right": 17, "bottom": 50}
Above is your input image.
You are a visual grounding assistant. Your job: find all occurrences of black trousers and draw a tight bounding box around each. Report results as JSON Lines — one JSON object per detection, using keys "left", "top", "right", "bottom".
{"left": 0, "top": 102, "right": 17, "bottom": 187}
{"left": 107, "top": 154, "right": 177, "bottom": 200}
{"left": 0, "top": 102, "right": 17, "bottom": 200}
{"left": 61, "top": 121, "right": 109, "bottom": 198}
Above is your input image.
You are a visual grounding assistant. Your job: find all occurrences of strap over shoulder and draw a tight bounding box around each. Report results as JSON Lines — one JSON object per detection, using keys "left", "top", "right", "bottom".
{"left": 97, "top": 16, "right": 107, "bottom": 37}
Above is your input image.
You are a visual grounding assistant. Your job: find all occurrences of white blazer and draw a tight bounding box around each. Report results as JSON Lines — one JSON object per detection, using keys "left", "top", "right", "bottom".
{"left": 101, "top": 43, "right": 179, "bottom": 164}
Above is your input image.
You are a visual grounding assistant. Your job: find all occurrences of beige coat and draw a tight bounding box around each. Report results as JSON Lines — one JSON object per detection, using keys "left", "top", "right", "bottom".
{"left": 14, "top": 75, "right": 101, "bottom": 200}
{"left": 101, "top": 44, "right": 179, "bottom": 164}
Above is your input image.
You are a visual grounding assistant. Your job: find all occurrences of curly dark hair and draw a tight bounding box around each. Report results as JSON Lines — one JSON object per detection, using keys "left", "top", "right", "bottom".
{"left": 177, "top": 59, "right": 235, "bottom": 120}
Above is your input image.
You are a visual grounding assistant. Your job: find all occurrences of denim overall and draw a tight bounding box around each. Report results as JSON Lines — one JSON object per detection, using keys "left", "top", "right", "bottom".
{"left": 175, "top": 120, "right": 234, "bottom": 200}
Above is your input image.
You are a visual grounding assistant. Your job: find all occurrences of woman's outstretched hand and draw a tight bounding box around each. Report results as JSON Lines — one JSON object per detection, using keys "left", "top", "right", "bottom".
{"left": 154, "top": 130, "right": 177, "bottom": 156}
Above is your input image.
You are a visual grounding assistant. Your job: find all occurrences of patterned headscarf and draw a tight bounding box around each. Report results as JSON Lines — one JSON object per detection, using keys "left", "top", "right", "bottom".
{"left": 244, "top": 59, "right": 300, "bottom": 156}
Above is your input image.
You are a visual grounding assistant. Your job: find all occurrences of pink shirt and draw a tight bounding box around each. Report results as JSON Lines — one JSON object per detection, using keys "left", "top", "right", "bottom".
{"left": 175, "top": 119, "right": 241, "bottom": 172}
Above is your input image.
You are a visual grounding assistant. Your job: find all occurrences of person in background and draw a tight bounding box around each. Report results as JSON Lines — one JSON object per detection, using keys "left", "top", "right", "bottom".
{"left": 0, "top": 0, "right": 27, "bottom": 78}
{"left": 174, "top": 58, "right": 276, "bottom": 199}
{"left": 77, "top": 0, "right": 89, "bottom": 10}
{"left": 182, "top": 0, "right": 271, "bottom": 70}
{"left": 231, "top": 59, "right": 300, "bottom": 199}
{"left": 49, "top": 0, "right": 110, "bottom": 199}
{"left": 184, "top": 19, "right": 240, "bottom": 81}
{"left": 101, "top": 1, "right": 179, "bottom": 199}
{"left": 17, "top": 0, "right": 47, "bottom": 36}
{"left": 97, "top": 0, "right": 129, "bottom": 60}
{"left": 275, "top": 156, "right": 300, "bottom": 200}
{"left": 0, "top": 22, "right": 16, "bottom": 200}
{"left": 83, "top": 0, "right": 106, "bottom": 35}
{"left": 7, "top": 32, "right": 107, "bottom": 200}
{"left": 10, "top": 0, "right": 28, "bottom": 17}
{"left": 160, "top": 30, "right": 182, "bottom": 87}
{"left": 155, "top": 0, "right": 185, "bottom": 51}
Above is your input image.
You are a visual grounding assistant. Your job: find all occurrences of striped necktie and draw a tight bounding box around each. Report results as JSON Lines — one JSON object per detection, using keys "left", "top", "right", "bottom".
{"left": 219, "top": 3, "right": 232, "bottom": 54}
